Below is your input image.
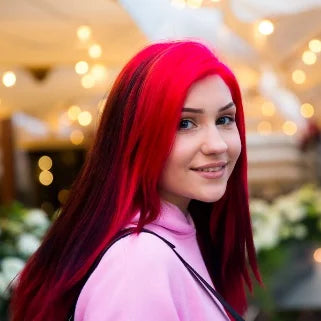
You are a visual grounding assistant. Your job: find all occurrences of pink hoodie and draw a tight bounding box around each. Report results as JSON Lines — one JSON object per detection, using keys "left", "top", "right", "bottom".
{"left": 75, "top": 201, "right": 230, "bottom": 320}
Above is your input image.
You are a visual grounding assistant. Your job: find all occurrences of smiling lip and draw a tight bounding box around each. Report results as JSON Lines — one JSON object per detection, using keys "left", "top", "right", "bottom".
{"left": 191, "top": 161, "right": 228, "bottom": 179}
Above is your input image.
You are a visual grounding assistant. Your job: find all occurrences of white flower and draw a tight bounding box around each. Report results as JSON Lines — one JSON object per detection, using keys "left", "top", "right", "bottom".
{"left": 0, "top": 272, "right": 10, "bottom": 299}
{"left": 17, "top": 233, "right": 41, "bottom": 257}
{"left": 1, "top": 257, "right": 25, "bottom": 292}
{"left": 273, "top": 196, "right": 306, "bottom": 223}
{"left": 24, "top": 209, "right": 50, "bottom": 229}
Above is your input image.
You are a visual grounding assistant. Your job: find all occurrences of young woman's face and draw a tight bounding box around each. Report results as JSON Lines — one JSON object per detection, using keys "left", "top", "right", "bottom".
{"left": 159, "top": 75, "right": 241, "bottom": 212}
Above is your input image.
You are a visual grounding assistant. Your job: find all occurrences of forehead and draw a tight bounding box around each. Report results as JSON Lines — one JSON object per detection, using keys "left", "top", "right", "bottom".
{"left": 184, "top": 75, "right": 232, "bottom": 108}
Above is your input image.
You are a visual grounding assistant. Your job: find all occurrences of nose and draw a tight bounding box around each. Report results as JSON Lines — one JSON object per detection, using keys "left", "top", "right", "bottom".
{"left": 200, "top": 125, "right": 228, "bottom": 155}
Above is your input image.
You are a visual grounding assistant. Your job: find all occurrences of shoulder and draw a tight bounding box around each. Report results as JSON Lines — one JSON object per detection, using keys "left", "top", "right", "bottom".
{"left": 75, "top": 232, "right": 184, "bottom": 320}
{"left": 101, "top": 231, "right": 178, "bottom": 273}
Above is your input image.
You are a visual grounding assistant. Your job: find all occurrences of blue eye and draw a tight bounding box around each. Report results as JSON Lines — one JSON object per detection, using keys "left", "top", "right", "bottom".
{"left": 179, "top": 119, "right": 195, "bottom": 130}
{"left": 216, "top": 116, "right": 235, "bottom": 125}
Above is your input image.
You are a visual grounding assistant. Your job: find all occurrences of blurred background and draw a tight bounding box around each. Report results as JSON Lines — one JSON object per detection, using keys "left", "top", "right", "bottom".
{"left": 0, "top": 0, "right": 321, "bottom": 320}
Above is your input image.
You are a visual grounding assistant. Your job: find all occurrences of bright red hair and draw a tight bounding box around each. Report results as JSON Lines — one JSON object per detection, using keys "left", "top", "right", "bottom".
{"left": 11, "top": 40, "right": 260, "bottom": 320}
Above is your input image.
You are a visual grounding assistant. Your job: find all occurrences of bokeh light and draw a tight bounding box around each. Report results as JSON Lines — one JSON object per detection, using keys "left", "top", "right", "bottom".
{"left": 300, "top": 103, "right": 314, "bottom": 118}
{"left": 282, "top": 121, "right": 297, "bottom": 135}
{"left": 39, "top": 170, "right": 53, "bottom": 186}
{"left": 67, "top": 105, "right": 81, "bottom": 121}
{"left": 77, "top": 25, "right": 91, "bottom": 41}
{"left": 258, "top": 20, "right": 274, "bottom": 35}
{"left": 70, "top": 130, "right": 84, "bottom": 145}
{"left": 78, "top": 111, "right": 92, "bottom": 126}
{"left": 88, "top": 44, "right": 102, "bottom": 58}
{"left": 75, "top": 61, "right": 89, "bottom": 75}
{"left": 38, "top": 156, "right": 53, "bottom": 171}
{"left": 302, "top": 50, "right": 317, "bottom": 65}
{"left": 2, "top": 71, "right": 16, "bottom": 87}
{"left": 292, "top": 69, "right": 306, "bottom": 84}
{"left": 309, "top": 39, "right": 321, "bottom": 53}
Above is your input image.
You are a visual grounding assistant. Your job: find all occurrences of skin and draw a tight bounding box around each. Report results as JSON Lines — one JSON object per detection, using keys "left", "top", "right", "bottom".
{"left": 159, "top": 75, "right": 241, "bottom": 214}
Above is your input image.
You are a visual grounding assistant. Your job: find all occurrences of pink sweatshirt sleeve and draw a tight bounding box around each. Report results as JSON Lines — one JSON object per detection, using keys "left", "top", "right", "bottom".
{"left": 75, "top": 233, "right": 182, "bottom": 321}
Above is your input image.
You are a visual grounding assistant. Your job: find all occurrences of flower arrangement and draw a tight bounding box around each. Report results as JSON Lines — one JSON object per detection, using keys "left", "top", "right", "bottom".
{"left": 251, "top": 184, "right": 321, "bottom": 252}
{"left": 249, "top": 184, "right": 321, "bottom": 318}
{"left": 0, "top": 202, "right": 50, "bottom": 317}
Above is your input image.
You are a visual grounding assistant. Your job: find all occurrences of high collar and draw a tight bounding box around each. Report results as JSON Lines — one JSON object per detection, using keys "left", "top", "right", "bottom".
{"left": 130, "top": 200, "right": 196, "bottom": 237}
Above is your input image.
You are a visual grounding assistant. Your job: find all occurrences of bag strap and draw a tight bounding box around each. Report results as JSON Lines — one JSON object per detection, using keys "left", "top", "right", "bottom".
{"left": 69, "top": 228, "right": 244, "bottom": 321}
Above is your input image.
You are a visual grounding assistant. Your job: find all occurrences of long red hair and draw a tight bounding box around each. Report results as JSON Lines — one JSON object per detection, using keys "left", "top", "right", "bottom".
{"left": 11, "top": 40, "right": 260, "bottom": 320}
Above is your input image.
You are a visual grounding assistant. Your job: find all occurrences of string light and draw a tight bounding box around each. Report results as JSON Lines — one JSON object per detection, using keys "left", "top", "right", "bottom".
{"left": 282, "top": 121, "right": 297, "bottom": 136}
{"left": 257, "top": 121, "right": 272, "bottom": 135}
{"left": 67, "top": 105, "right": 81, "bottom": 121}
{"left": 309, "top": 39, "right": 321, "bottom": 53}
{"left": 292, "top": 69, "right": 306, "bottom": 84}
{"left": 88, "top": 44, "right": 102, "bottom": 58}
{"left": 75, "top": 61, "right": 89, "bottom": 74}
{"left": 300, "top": 103, "right": 314, "bottom": 118}
{"left": 2, "top": 71, "right": 16, "bottom": 87}
{"left": 77, "top": 25, "right": 91, "bottom": 41}
{"left": 78, "top": 111, "right": 92, "bottom": 126}
{"left": 39, "top": 171, "right": 53, "bottom": 186}
{"left": 258, "top": 20, "right": 274, "bottom": 35}
{"left": 302, "top": 50, "right": 317, "bottom": 65}
{"left": 38, "top": 156, "right": 53, "bottom": 171}
{"left": 70, "top": 130, "right": 84, "bottom": 145}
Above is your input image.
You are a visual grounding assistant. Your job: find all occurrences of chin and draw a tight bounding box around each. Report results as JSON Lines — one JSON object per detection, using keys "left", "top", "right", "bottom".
{"left": 194, "top": 187, "right": 227, "bottom": 203}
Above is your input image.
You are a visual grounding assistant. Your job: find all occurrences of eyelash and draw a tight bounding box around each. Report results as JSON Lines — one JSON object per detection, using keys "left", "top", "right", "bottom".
{"left": 178, "top": 116, "right": 236, "bottom": 130}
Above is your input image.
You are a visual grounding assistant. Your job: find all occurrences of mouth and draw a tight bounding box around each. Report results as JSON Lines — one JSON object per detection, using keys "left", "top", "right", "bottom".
{"left": 191, "top": 161, "right": 228, "bottom": 172}
{"left": 190, "top": 162, "right": 228, "bottom": 178}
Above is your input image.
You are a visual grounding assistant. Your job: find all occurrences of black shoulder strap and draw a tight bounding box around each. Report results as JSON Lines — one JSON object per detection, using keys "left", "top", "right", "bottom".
{"left": 69, "top": 228, "right": 245, "bottom": 321}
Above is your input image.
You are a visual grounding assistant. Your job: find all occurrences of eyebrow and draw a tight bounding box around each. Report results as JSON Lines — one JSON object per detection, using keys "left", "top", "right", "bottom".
{"left": 182, "top": 101, "right": 235, "bottom": 114}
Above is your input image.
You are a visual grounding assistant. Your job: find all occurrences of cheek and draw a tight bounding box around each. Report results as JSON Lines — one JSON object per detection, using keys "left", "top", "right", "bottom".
{"left": 226, "top": 131, "right": 242, "bottom": 166}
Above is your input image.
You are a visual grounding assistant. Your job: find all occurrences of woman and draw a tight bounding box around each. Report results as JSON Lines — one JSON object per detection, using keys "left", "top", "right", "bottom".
{"left": 11, "top": 40, "right": 261, "bottom": 321}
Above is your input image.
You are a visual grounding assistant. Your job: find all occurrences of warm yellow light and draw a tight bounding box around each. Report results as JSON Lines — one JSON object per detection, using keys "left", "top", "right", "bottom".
{"left": 292, "top": 69, "right": 306, "bottom": 84}
{"left": 261, "top": 102, "right": 276, "bottom": 117}
{"left": 75, "top": 61, "right": 89, "bottom": 74}
{"left": 58, "top": 189, "right": 70, "bottom": 204}
{"left": 67, "top": 105, "right": 81, "bottom": 121}
{"left": 88, "top": 44, "right": 102, "bottom": 58}
{"left": 302, "top": 50, "right": 317, "bottom": 65}
{"left": 90, "top": 64, "right": 108, "bottom": 82}
{"left": 210, "top": 0, "right": 221, "bottom": 2}
{"left": 314, "top": 248, "right": 321, "bottom": 263}
{"left": 70, "top": 130, "right": 84, "bottom": 145}
{"left": 171, "top": 0, "right": 186, "bottom": 9}
{"left": 81, "top": 74, "right": 95, "bottom": 88}
{"left": 78, "top": 111, "right": 92, "bottom": 126}
{"left": 282, "top": 121, "right": 297, "bottom": 136}
{"left": 300, "top": 103, "right": 314, "bottom": 118}
{"left": 186, "top": 0, "right": 203, "bottom": 8}
{"left": 77, "top": 25, "right": 91, "bottom": 41}
{"left": 257, "top": 121, "right": 272, "bottom": 135}
{"left": 38, "top": 156, "right": 52, "bottom": 171}
{"left": 39, "top": 170, "right": 53, "bottom": 186}
{"left": 309, "top": 39, "right": 321, "bottom": 53}
{"left": 2, "top": 71, "right": 16, "bottom": 87}
{"left": 258, "top": 20, "right": 274, "bottom": 35}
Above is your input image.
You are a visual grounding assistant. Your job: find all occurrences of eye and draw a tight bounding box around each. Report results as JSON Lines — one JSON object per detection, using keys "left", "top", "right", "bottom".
{"left": 216, "top": 116, "right": 235, "bottom": 126}
{"left": 179, "top": 119, "right": 196, "bottom": 130}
